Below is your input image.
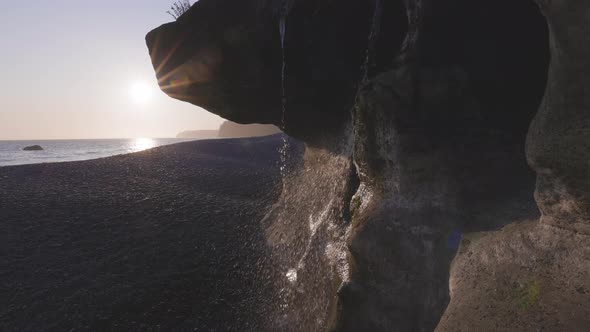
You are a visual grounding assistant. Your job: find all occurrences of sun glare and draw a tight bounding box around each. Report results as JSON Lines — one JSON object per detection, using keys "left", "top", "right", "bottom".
{"left": 129, "top": 81, "right": 153, "bottom": 104}
{"left": 130, "top": 138, "right": 156, "bottom": 152}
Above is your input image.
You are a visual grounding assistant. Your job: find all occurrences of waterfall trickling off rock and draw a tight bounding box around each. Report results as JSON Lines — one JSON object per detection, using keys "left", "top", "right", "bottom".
{"left": 261, "top": 145, "right": 358, "bottom": 330}
{"left": 278, "top": 14, "right": 289, "bottom": 194}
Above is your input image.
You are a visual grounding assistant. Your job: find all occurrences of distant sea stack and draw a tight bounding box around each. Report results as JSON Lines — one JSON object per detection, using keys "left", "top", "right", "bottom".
{"left": 177, "top": 121, "right": 280, "bottom": 139}
{"left": 218, "top": 121, "right": 280, "bottom": 138}
{"left": 23, "top": 145, "right": 43, "bottom": 151}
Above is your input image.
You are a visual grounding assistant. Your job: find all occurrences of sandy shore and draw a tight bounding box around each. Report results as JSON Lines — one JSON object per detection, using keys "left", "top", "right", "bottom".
{"left": 0, "top": 135, "right": 294, "bottom": 331}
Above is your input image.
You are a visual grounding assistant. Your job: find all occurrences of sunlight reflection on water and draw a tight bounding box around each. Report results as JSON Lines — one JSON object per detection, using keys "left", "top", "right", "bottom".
{"left": 0, "top": 138, "right": 196, "bottom": 166}
{"left": 129, "top": 138, "right": 156, "bottom": 153}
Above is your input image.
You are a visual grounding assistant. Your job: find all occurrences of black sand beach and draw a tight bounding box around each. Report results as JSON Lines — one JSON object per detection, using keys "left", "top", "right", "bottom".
{"left": 0, "top": 135, "right": 293, "bottom": 331}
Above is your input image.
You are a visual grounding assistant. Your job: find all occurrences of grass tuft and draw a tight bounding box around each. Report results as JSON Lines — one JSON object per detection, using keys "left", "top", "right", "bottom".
{"left": 167, "top": 0, "right": 192, "bottom": 20}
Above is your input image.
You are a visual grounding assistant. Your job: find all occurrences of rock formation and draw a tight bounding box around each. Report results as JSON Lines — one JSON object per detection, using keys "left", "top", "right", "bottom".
{"left": 526, "top": 0, "right": 590, "bottom": 236}
{"left": 23, "top": 145, "right": 43, "bottom": 151}
{"left": 147, "top": 0, "right": 590, "bottom": 330}
{"left": 146, "top": 0, "right": 407, "bottom": 145}
{"left": 436, "top": 221, "right": 590, "bottom": 331}
{"left": 437, "top": 2, "right": 590, "bottom": 330}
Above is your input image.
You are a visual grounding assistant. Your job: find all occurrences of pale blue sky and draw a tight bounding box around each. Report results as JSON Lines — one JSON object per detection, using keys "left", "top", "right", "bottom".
{"left": 0, "top": 0, "right": 223, "bottom": 140}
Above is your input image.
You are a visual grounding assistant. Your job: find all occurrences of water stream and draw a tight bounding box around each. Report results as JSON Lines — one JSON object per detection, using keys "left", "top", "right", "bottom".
{"left": 361, "top": 0, "right": 383, "bottom": 87}
{"left": 263, "top": 1, "right": 384, "bottom": 329}
{"left": 278, "top": 15, "right": 289, "bottom": 192}
{"left": 348, "top": 0, "right": 383, "bottom": 155}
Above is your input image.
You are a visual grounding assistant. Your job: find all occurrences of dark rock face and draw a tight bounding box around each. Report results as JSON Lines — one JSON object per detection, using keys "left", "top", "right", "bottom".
{"left": 146, "top": 0, "right": 590, "bottom": 330}
{"left": 146, "top": 0, "right": 547, "bottom": 147}
{"left": 338, "top": 65, "right": 541, "bottom": 331}
{"left": 526, "top": 0, "right": 590, "bottom": 235}
{"left": 23, "top": 145, "right": 43, "bottom": 151}
{"left": 146, "top": 0, "right": 407, "bottom": 145}
{"left": 437, "top": 1, "right": 590, "bottom": 329}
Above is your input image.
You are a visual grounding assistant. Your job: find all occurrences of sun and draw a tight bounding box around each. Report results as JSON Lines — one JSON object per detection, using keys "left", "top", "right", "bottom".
{"left": 129, "top": 81, "right": 153, "bottom": 104}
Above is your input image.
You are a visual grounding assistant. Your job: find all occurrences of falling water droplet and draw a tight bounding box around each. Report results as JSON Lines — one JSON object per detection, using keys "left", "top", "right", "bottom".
{"left": 279, "top": 17, "right": 286, "bottom": 49}
{"left": 286, "top": 268, "right": 298, "bottom": 283}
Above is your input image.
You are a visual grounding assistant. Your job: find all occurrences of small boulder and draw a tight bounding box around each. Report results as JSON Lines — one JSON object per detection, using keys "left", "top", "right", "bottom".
{"left": 23, "top": 145, "right": 43, "bottom": 151}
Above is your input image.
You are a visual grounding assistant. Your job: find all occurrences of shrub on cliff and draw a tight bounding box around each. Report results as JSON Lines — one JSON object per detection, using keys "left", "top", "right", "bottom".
{"left": 167, "top": 1, "right": 192, "bottom": 20}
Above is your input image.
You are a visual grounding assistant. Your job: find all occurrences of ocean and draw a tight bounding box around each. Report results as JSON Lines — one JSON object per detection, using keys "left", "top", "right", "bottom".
{"left": 0, "top": 138, "right": 199, "bottom": 167}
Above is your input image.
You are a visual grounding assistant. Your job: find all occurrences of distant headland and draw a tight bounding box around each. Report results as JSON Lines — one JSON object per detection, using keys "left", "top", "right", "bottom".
{"left": 177, "top": 121, "right": 280, "bottom": 139}
{"left": 176, "top": 130, "right": 219, "bottom": 139}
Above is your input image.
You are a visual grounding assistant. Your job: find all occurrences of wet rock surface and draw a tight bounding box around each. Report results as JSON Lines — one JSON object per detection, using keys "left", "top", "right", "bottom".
{"left": 260, "top": 143, "right": 357, "bottom": 331}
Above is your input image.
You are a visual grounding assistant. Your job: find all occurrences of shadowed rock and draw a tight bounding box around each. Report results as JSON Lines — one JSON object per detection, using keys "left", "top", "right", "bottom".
{"left": 146, "top": 0, "right": 407, "bottom": 145}
{"left": 526, "top": 0, "right": 590, "bottom": 235}
{"left": 439, "top": 1, "right": 590, "bottom": 330}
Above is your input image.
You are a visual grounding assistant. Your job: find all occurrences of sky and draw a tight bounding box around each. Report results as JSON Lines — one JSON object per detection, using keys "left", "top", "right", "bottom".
{"left": 0, "top": 0, "right": 223, "bottom": 140}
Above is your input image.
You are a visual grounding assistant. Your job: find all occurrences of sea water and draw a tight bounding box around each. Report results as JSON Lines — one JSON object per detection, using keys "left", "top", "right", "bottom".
{"left": 0, "top": 138, "right": 198, "bottom": 167}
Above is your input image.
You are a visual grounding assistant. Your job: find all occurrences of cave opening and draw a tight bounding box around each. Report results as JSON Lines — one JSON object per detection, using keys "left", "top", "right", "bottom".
{"left": 418, "top": 0, "right": 550, "bottom": 141}
{"left": 372, "top": 0, "right": 553, "bottom": 233}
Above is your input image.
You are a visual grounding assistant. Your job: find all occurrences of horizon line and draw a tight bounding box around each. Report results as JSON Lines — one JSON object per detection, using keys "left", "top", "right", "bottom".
{"left": 0, "top": 137, "right": 188, "bottom": 142}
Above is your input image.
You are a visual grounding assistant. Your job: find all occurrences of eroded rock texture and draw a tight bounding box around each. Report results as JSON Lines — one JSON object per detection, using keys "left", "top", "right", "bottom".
{"left": 146, "top": 0, "right": 590, "bottom": 330}
{"left": 437, "top": 221, "right": 590, "bottom": 331}
{"left": 526, "top": 0, "right": 590, "bottom": 235}
{"left": 437, "top": 1, "right": 590, "bottom": 330}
